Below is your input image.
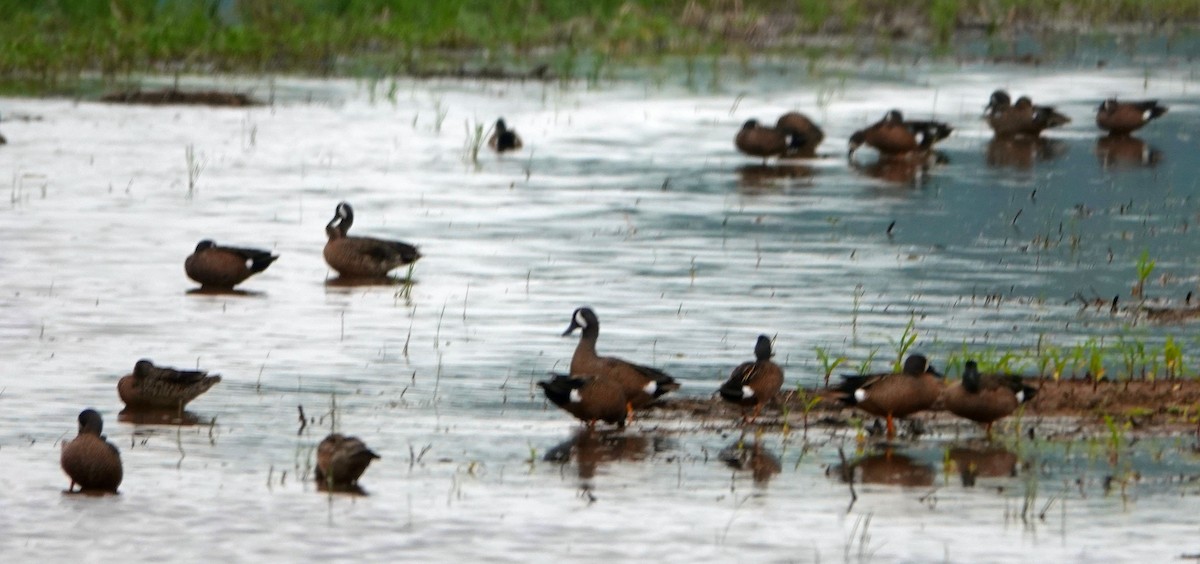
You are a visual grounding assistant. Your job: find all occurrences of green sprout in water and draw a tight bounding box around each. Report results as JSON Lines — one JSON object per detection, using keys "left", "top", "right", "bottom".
{"left": 890, "top": 317, "right": 918, "bottom": 372}
{"left": 1133, "top": 250, "right": 1156, "bottom": 298}
{"left": 815, "top": 346, "right": 848, "bottom": 387}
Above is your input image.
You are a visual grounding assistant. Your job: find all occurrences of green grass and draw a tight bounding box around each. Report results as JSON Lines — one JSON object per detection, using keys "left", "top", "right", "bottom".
{"left": 3, "top": 0, "right": 1199, "bottom": 93}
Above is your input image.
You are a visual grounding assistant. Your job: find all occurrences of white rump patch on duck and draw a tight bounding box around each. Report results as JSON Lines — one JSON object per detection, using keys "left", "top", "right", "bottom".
{"left": 742, "top": 385, "right": 754, "bottom": 398}
{"left": 854, "top": 389, "right": 868, "bottom": 403}
{"left": 569, "top": 389, "right": 583, "bottom": 403}
{"left": 643, "top": 381, "right": 657, "bottom": 394}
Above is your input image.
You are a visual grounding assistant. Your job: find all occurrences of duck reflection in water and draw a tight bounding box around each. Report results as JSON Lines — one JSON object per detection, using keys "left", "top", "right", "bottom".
{"left": 985, "top": 136, "right": 1068, "bottom": 169}
{"left": 832, "top": 447, "right": 934, "bottom": 487}
{"left": 118, "top": 408, "right": 202, "bottom": 426}
{"left": 718, "top": 436, "right": 781, "bottom": 486}
{"left": 850, "top": 151, "right": 948, "bottom": 185}
{"left": 543, "top": 428, "right": 656, "bottom": 480}
{"left": 735, "top": 163, "right": 814, "bottom": 192}
{"left": 1096, "top": 135, "right": 1162, "bottom": 169}
{"left": 947, "top": 443, "right": 1018, "bottom": 487}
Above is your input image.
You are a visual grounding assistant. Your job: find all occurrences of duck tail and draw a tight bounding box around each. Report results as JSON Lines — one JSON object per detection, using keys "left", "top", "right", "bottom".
{"left": 538, "top": 373, "right": 584, "bottom": 406}
{"left": 834, "top": 375, "right": 870, "bottom": 406}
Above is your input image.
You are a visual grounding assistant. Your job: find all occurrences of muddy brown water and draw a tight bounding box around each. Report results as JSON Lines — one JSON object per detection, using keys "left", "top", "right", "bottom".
{"left": 3, "top": 58, "right": 1200, "bottom": 561}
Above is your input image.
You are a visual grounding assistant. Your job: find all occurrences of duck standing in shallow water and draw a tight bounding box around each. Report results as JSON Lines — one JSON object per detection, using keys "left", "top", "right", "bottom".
{"left": 1096, "top": 99, "right": 1167, "bottom": 135}
{"left": 848, "top": 110, "right": 952, "bottom": 159}
{"left": 562, "top": 307, "right": 680, "bottom": 413}
{"left": 941, "top": 360, "right": 1037, "bottom": 438}
{"left": 538, "top": 372, "right": 630, "bottom": 428}
{"left": 835, "top": 354, "right": 943, "bottom": 438}
{"left": 184, "top": 239, "right": 279, "bottom": 290}
{"left": 315, "top": 433, "right": 380, "bottom": 490}
{"left": 323, "top": 201, "right": 421, "bottom": 278}
{"left": 488, "top": 118, "right": 523, "bottom": 153}
{"left": 985, "top": 90, "right": 1070, "bottom": 137}
{"left": 61, "top": 409, "right": 122, "bottom": 493}
{"left": 118, "top": 359, "right": 221, "bottom": 410}
{"left": 774, "top": 112, "right": 824, "bottom": 158}
{"left": 735, "top": 119, "right": 806, "bottom": 163}
{"left": 718, "top": 335, "right": 784, "bottom": 423}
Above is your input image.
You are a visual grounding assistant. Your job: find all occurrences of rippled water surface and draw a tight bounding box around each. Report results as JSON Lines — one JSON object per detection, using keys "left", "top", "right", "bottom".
{"left": 4, "top": 56, "right": 1200, "bottom": 562}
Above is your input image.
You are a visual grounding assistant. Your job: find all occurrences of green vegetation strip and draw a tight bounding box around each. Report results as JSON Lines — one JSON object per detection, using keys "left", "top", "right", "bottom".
{"left": 3, "top": 0, "right": 1199, "bottom": 89}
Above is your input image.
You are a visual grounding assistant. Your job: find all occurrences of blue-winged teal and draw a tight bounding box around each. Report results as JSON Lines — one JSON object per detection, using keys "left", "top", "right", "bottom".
{"left": 315, "top": 433, "right": 379, "bottom": 489}
{"left": 538, "top": 372, "right": 630, "bottom": 428}
{"left": 836, "top": 354, "right": 943, "bottom": 438}
{"left": 985, "top": 90, "right": 1070, "bottom": 137}
{"left": 848, "top": 110, "right": 952, "bottom": 158}
{"left": 323, "top": 202, "right": 421, "bottom": 278}
{"left": 184, "top": 239, "right": 279, "bottom": 290}
{"left": 1096, "top": 99, "right": 1167, "bottom": 135}
{"left": 718, "top": 335, "right": 784, "bottom": 422}
{"left": 735, "top": 119, "right": 807, "bottom": 163}
{"left": 488, "top": 118, "right": 523, "bottom": 153}
{"left": 941, "top": 360, "right": 1037, "bottom": 437}
{"left": 562, "top": 307, "right": 680, "bottom": 411}
{"left": 61, "top": 409, "right": 122, "bottom": 493}
{"left": 775, "top": 112, "right": 824, "bottom": 158}
{"left": 118, "top": 359, "right": 221, "bottom": 410}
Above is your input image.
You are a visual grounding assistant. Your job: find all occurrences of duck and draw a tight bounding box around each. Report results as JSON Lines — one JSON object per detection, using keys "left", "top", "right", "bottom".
{"left": 1096, "top": 99, "right": 1167, "bottom": 135}
{"left": 941, "top": 360, "right": 1037, "bottom": 437}
{"left": 562, "top": 307, "right": 680, "bottom": 411}
{"left": 985, "top": 90, "right": 1070, "bottom": 137}
{"left": 323, "top": 201, "right": 421, "bottom": 278}
{"left": 718, "top": 335, "right": 784, "bottom": 422}
{"left": 184, "top": 239, "right": 279, "bottom": 290}
{"left": 538, "top": 372, "right": 630, "bottom": 428}
{"left": 488, "top": 118, "right": 523, "bottom": 153}
{"left": 315, "top": 433, "right": 380, "bottom": 489}
{"left": 735, "top": 119, "right": 807, "bottom": 163}
{"left": 118, "top": 359, "right": 221, "bottom": 410}
{"left": 848, "top": 110, "right": 952, "bottom": 158}
{"left": 60, "top": 409, "right": 122, "bottom": 493}
{"left": 835, "top": 354, "right": 943, "bottom": 438}
{"left": 774, "top": 112, "right": 824, "bottom": 157}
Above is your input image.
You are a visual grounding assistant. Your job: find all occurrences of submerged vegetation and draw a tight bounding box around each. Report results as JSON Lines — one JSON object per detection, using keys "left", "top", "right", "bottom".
{"left": 2, "top": 0, "right": 1199, "bottom": 92}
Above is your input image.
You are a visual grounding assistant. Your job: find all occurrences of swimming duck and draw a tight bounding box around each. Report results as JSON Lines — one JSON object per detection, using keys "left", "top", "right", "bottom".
{"left": 985, "top": 90, "right": 1070, "bottom": 137}
{"left": 323, "top": 201, "right": 421, "bottom": 278}
{"left": 562, "top": 307, "right": 680, "bottom": 411}
{"left": 836, "top": 354, "right": 943, "bottom": 438}
{"left": 488, "top": 118, "right": 523, "bottom": 153}
{"left": 774, "top": 112, "right": 824, "bottom": 158}
{"left": 60, "top": 409, "right": 122, "bottom": 493}
{"left": 118, "top": 359, "right": 221, "bottom": 410}
{"left": 848, "top": 110, "right": 952, "bottom": 158}
{"left": 184, "top": 239, "right": 279, "bottom": 290}
{"left": 718, "top": 335, "right": 784, "bottom": 422}
{"left": 735, "top": 119, "right": 807, "bottom": 163}
{"left": 538, "top": 372, "right": 630, "bottom": 428}
{"left": 1096, "top": 99, "right": 1167, "bottom": 135}
{"left": 315, "top": 433, "right": 380, "bottom": 489}
{"left": 941, "top": 360, "right": 1037, "bottom": 437}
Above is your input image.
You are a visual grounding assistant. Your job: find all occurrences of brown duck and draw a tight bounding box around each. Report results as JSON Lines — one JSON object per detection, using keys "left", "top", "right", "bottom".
{"left": 718, "top": 335, "right": 784, "bottom": 422}
{"left": 735, "top": 119, "right": 806, "bottom": 163}
{"left": 61, "top": 409, "right": 123, "bottom": 493}
{"left": 562, "top": 307, "right": 680, "bottom": 411}
{"left": 848, "top": 110, "right": 952, "bottom": 158}
{"left": 985, "top": 90, "right": 1070, "bottom": 137}
{"left": 324, "top": 202, "right": 421, "bottom": 278}
{"left": 538, "top": 372, "right": 630, "bottom": 428}
{"left": 836, "top": 354, "right": 943, "bottom": 437}
{"left": 184, "top": 239, "right": 279, "bottom": 290}
{"left": 775, "top": 111, "right": 824, "bottom": 157}
{"left": 315, "top": 433, "right": 380, "bottom": 489}
{"left": 488, "top": 118, "right": 523, "bottom": 153}
{"left": 118, "top": 359, "right": 221, "bottom": 410}
{"left": 941, "top": 360, "right": 1037, "bottom": 437}
{"left": 1096, "top": 99, "right": 1167, "bottom": 135}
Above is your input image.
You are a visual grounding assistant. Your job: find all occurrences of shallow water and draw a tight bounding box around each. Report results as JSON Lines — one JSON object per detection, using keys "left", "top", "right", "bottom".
{"left": 3, "top": 56, "right": 1200, "bottom": 561}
